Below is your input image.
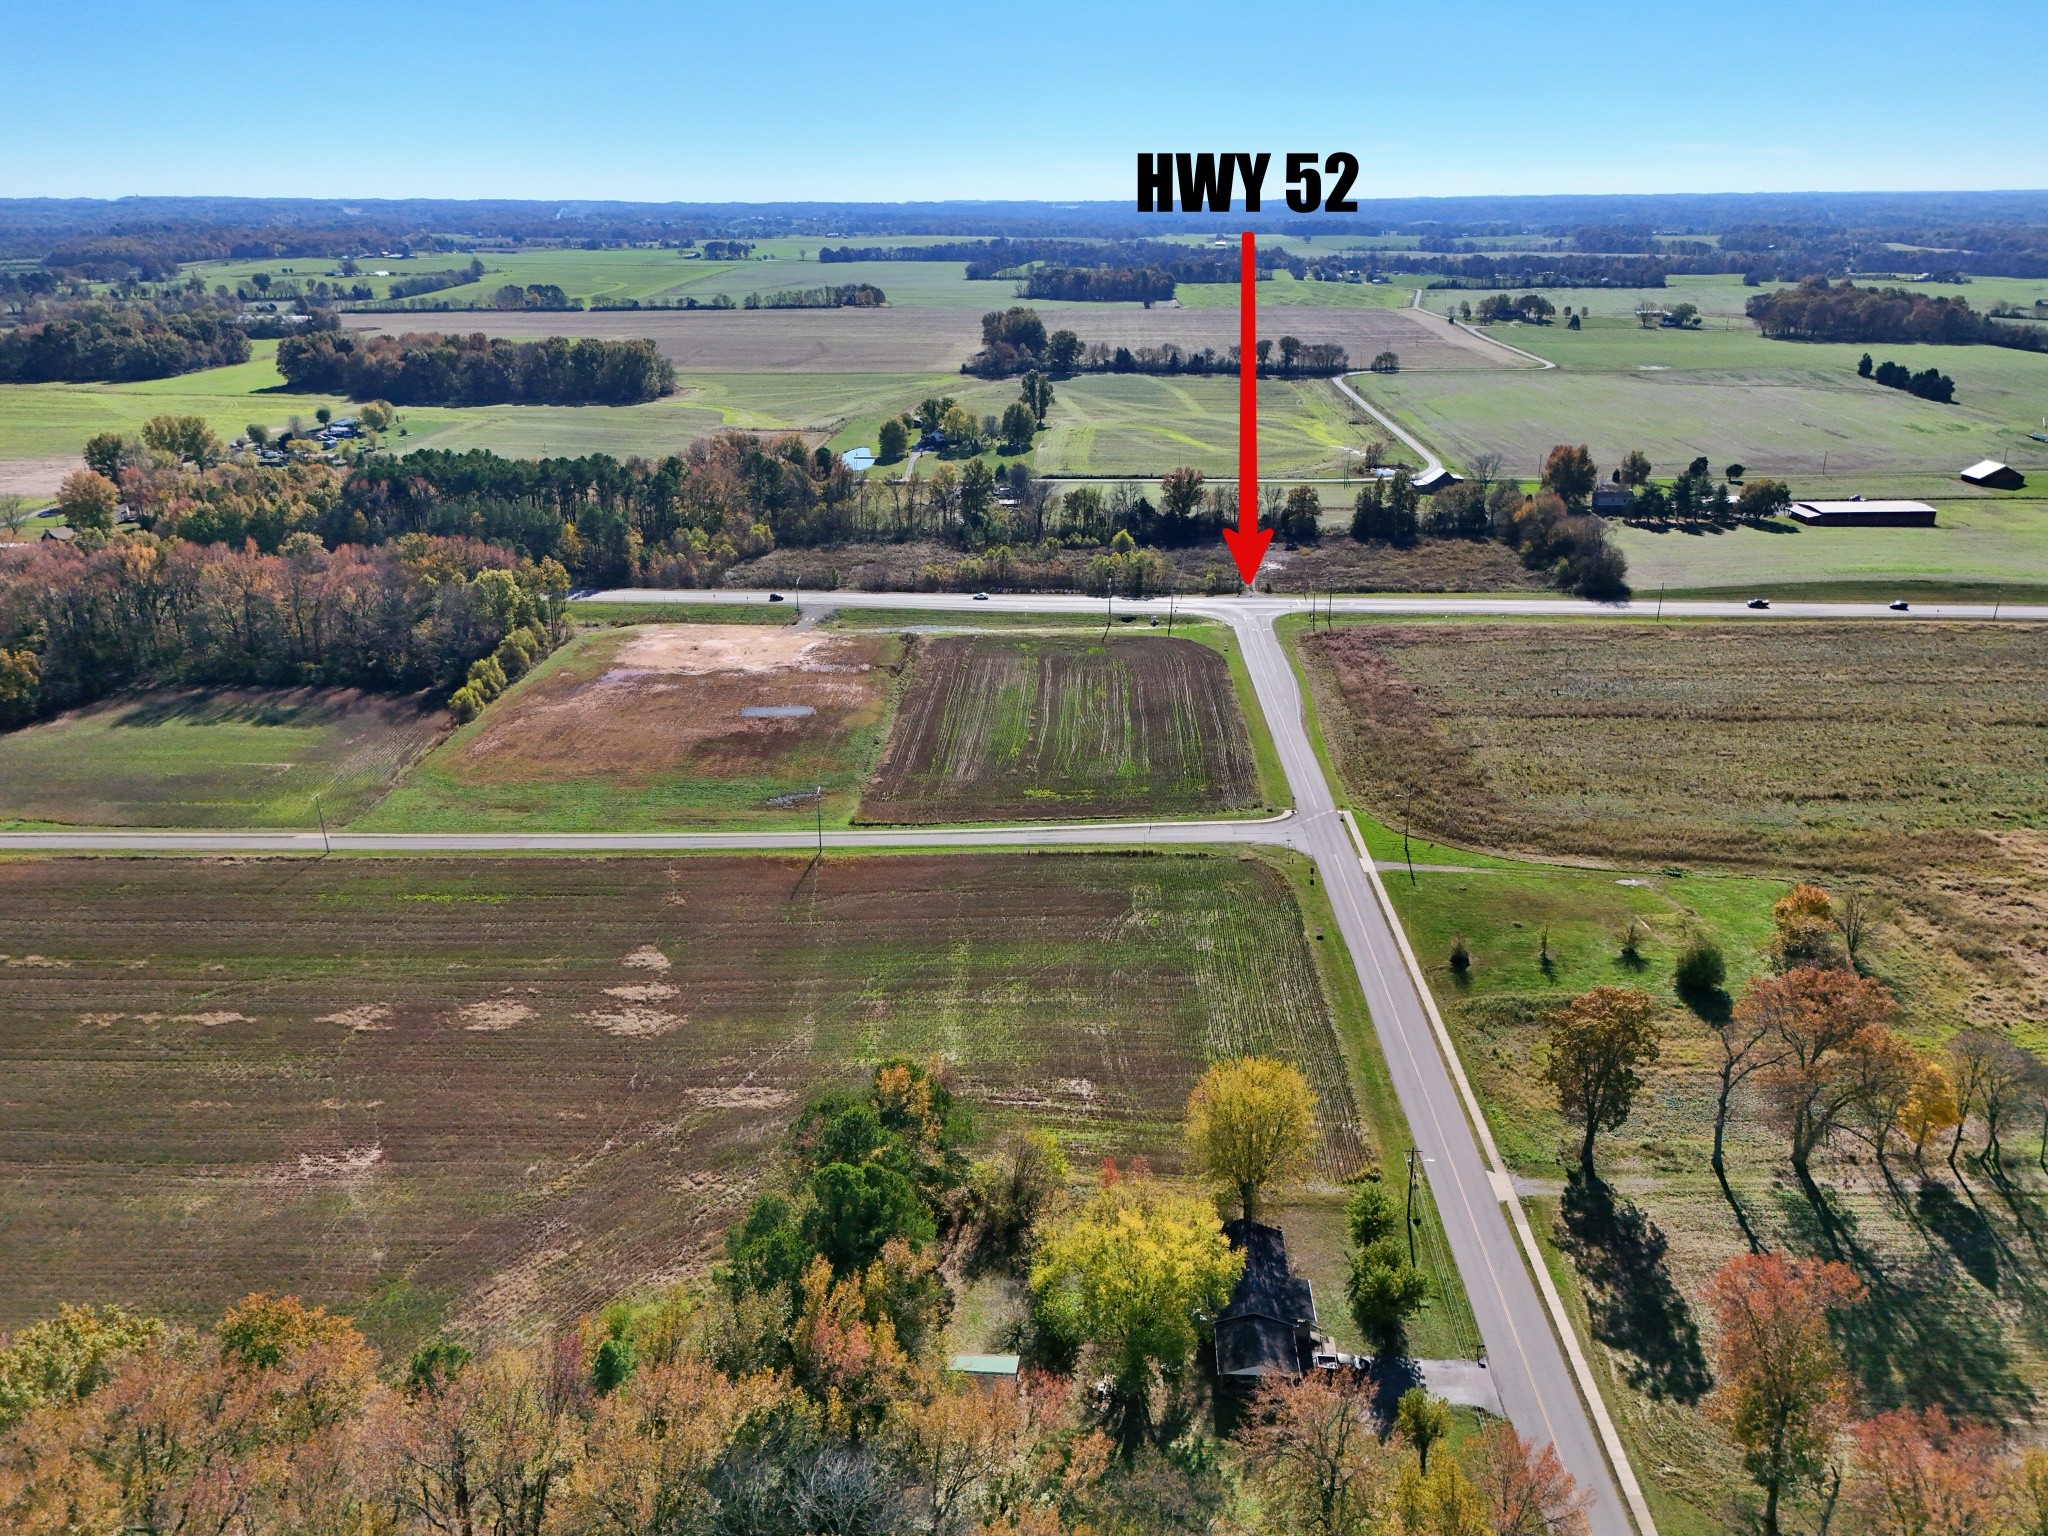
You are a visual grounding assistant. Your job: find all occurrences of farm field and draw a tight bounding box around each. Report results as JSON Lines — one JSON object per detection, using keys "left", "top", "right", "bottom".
{"left": 1347, "top": 319, "right": 2048, "bottom": 487}
{"left": 0, "top": 850, "right": 1452, "bottom": 1355}
{"left": 0, "top": 688, "right": 447, "bottom": 829}
{"left": 1031, "top": 373, "right": 1377, "bottom": 479}
{"left": 1613, "top": 497, "right": 2048, "bottom": 594}
{"left": 1294, "top": 620, "right": 2048, "bottom": 1532}
{"left": 356, "top": 624, "right": 903, "bottom": 832}
{"left": 1296, "top": 620, "right": 2048, "bottom": 889}
{"left": 338, "top": 301, "right": 1489, "bottom": 375}
{"left": 858, "top": 632, "right": 1267, "bottom": 824}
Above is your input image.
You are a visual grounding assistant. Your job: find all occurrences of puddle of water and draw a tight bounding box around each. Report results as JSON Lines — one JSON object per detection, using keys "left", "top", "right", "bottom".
{"left": 742, "top": 704, "right": 816, "bottom": 718}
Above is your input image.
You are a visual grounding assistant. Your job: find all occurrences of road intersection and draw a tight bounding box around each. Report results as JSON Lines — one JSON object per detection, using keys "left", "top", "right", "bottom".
{"left": 12, "top": 588, "right": 2048, "bottom": 1535}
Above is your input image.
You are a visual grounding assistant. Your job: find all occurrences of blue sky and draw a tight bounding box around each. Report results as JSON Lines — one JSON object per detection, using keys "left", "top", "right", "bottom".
{"left": 7, "top": 0, "right": 2043, "bottom": 202}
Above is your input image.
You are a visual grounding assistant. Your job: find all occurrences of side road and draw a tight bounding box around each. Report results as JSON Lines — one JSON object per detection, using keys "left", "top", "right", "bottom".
{"left": 11, "top": 588, "right": 2047, "bottom": 1533}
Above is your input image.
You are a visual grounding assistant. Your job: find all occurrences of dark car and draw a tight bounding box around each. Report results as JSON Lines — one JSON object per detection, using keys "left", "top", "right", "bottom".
{"left": 768, "top": 593, "right": 785, "bottom": 602}
{"left": 1890, "top": 600, "right": 1910, "bottom": 611}
{"left": 1747, "top": 597, "right": 1770, "bottom": 609}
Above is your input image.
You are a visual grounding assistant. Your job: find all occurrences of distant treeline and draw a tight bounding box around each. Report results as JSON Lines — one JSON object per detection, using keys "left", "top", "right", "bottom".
{"left": 0, "top": 298, "right": 252, "bottom": 382}
{"left": 1747, "top": 280, "right": 2045, "bottom": 350}
{"left": 275, "top": 331, "right": 675, "bottom": 405}
{"left": 1413, "top": 254, "right": 1673, "bottom": 289}
{"left": 819, "top": 237, "right": 1283, "bottom": 285}
{"left": 1073, "top": 339, "right": 1349, "bottom": 377}
{"left": 0, "top": 534, "right": 564, "bottom": 728}
{"left": 1023, "top": 266, "right": 1175, "bottom": 303}
{"left": 741, "top": 283, "right": 886, "bottom": 309}
{"left": 385, "top": 259, "right": 486, "bottom": 299}
{"left": 961, "top": 306, "right": 1344, "bottom": 378}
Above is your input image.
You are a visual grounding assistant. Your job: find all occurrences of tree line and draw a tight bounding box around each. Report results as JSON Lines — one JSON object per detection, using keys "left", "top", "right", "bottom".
{"left": 1859, "top": 352, "right": 1957, "bottom": 402}
{"left": 1748, "top": 279, "right": 2045, "bottom": 351}
{"left": 275, "top": 330, "right": 675, "bottom": 406}
{"left": 741, "top": 283, "right": 887, "bottom": 309}
{"left": 0, "top": 297, "right": 252, "bottom": 383}
{"left": 0, "top": 531, "right": 567, "bottom": 729}
{"left": 964, "top": 307, "right": 1345, "bottom": 380}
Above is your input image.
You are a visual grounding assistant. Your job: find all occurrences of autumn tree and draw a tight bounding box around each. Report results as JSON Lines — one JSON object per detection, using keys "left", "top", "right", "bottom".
{"left": 1744, "top": 967, "right": 1899, "bottom": 1183}
{"left": 1948, "top": 1030, "right": 2039, "bottom": 1175}
{"left": 1708, "top": 1251, "right": 1864, "bottom": 1536}
{"left": 878, "top": 417, "right": 909, "bottom": 462}
{"left": 1539, "top": 444, "right": 1598, "bottom": 509}
{"left": 142, "top": 413, "right": 223, "bottom": 468}
{"left": 1395, "top": 1387, "right": 1451, "bottom": 1473}
{"left": 1469, "top": 1421, "right": 1591, "bottom": 1536}
{"left": 1027, "top": 1172, "right": 1241, "bottom": 1448}
{"left": 1238, "top": 1371, "right": 1394, "bottom": 1536}
{"left": 1774, "top": 883, "right": 1842, "bottom": 971}
{"left": 1543, "top": 987, "right": 1660, "bottom": 1176}
{"left": 883, "top": 1376, "right": 1031, "bottom": 1536}
{"left": 1185, "top": 1056, "right": 1319, "bottom": 1221}
{"left": 55, "top": 470, "right": 119, "bottom": 533}
{"left": 1845, "top": 1405, "right": 2007, "bottom": 1536}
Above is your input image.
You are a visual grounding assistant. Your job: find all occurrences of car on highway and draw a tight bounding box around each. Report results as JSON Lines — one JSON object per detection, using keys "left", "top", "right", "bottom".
{"left": 973, "top": 592, "right": 989, "bottom": 600}
{"left": 768, "top": 592, "right": 785, "bottom": 602}
{"left": 1747, "top": 597, "right": 1770, "bottom": 609}
{"left": 1890, "top": 600, "right": 1910, "bottom": 611}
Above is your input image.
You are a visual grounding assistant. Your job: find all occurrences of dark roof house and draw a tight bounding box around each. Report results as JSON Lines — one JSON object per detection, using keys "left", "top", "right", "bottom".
{"left": 1411, "top": 468, "right": 1460, "bottom": 495}
{"left": 1790, "top": 499, "right": 1936, "bottom": 527}
{"left": 1215, "top": 1219, "right": 1331, "bottom": 1379}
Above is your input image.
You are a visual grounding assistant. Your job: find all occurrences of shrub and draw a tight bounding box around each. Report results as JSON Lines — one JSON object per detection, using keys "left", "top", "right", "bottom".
{"left": 1674, "top": 933, "right": 1726, "bottom": 997}
{"left": 465, "top": 654, "right": 507, "bottom": 700}
{"left": 1449, "top": 937, "right": 1471, "bottom": 975}
{"left": 447, "top": 683, "right": 486, "bottom": 722}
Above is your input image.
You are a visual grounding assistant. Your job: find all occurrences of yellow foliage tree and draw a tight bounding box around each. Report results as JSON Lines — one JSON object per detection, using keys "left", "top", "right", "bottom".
{"left": 1185, "top": 1056, "right": 1319, "bottom": 1221}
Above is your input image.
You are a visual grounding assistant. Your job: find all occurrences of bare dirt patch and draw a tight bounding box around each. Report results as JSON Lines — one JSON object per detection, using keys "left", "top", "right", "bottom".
{"left": 445, "top": 625, "right": 897, "bottom": 789}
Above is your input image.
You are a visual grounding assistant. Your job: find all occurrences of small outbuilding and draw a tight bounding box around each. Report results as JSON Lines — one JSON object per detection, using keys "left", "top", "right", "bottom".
{"left": 947, "top": 1353, "right": 1020, "bottom": 1381}
{"left": 1591, "top": 482, "right": 1632, "bottom": 514}
{"left": 1959, "top": 460, "right": 2025, "bottom": 490}
{"left": 1411, "top": 467, "right": 1461, "bottom": 495}
{"left": 1789, "top": 499, "right": 1937, "bottom": 527}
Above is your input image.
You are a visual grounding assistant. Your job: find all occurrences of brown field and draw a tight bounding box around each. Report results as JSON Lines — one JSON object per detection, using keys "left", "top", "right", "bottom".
{"left": 860, "top": 634, "right": 1262, "bottom": 823}
{"left": 355, "top": 624, "right": 903, "bottom": 831}
{"left": 0, "top": 852, "right": 1367, "bottom": 1346}
{"left": 1300, "top": 620, "right": 2048, "bottom": 1032}
{"left": 339, "top": 305, "right": 1497, "bottom": 374}
{"left": 1248, "top": 536, "right": 1550, "bottom": 594}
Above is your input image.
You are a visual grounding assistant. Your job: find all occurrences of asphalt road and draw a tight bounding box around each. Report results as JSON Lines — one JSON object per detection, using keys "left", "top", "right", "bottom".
{"left": 14, "top": 586, "right": 2048, "bottom": 1535}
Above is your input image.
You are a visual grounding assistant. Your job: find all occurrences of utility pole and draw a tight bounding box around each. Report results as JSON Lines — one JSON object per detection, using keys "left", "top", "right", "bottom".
{"left": 815, "top": 784, "right": 824, "bottom": 857}
{"left": 1167, "top": 595, "right": 1176, "bottom": 636}
{"left": 1403, "top": 785, "right": 1417, "bottom": 885}
{"left": 1405, "top": 1147, "right": 1420, "bottom": 1265}
{"left": 315, "top": 794, "right": 330, "bottom": 856}
{"left": 1656, "top": 582, "right": 1665, "bottom": 621}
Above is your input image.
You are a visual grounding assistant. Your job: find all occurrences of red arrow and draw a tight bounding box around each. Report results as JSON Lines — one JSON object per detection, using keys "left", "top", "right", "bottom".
{"left": 1220, "top": 227, "right": 1272, "bottom": 587}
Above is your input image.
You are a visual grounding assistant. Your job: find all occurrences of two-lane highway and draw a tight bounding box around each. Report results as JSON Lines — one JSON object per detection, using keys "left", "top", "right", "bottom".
{"left": 13, "top": 586, "right": 2047, "bottom": 1534}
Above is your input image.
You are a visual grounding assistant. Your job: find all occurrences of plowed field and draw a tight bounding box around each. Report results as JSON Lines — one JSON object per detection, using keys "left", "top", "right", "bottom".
{"left": 859, "top": 634, "right": 1261, "bottom": 823}
{"left": 0, "top": 852, "right": 1367, "bottom": 1345}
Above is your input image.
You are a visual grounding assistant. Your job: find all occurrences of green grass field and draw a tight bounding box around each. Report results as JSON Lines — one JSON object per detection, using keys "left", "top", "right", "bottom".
{"left": 1349, "top": 317, "right": 2048, "bottom": 489}
{"left": 1615, "top": 497, "right": 2048, "bottom": 593}
{"left": 0, "top": 688, "right": 447, "bottom": 829}
{"left": 1032, "top": 373, "right": 1371, "bottom": 478}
